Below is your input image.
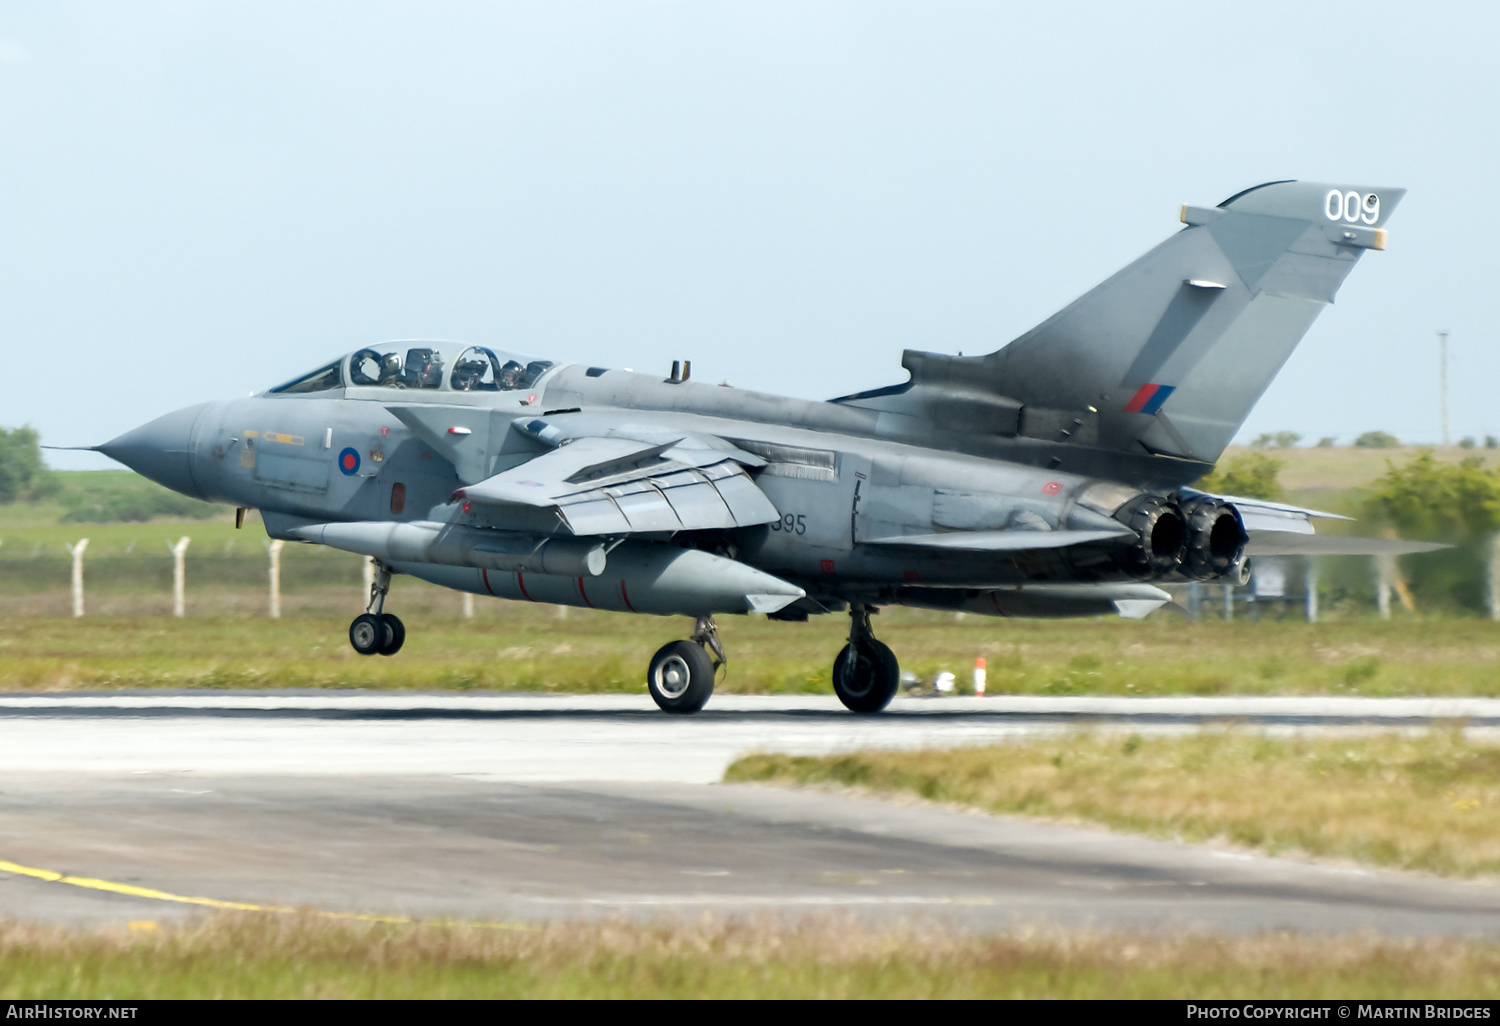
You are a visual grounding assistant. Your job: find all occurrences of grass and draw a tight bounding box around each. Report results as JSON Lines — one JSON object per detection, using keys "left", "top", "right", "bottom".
{"left": 3, "top": 912, "right": 1500, "bottom": 999}
{"left": 0, "top": 610, "right": 1499, "bottom": 695}
{"left": 0, "top": 470, "right": 223, "bottom": 527}
{"left": 1235, "top": 443, "right": 1500, "bottom": 496}
{"left": 727, "top": 730, "right": 1500, "bottom": 878}
{"left": 1, "top": 606, "right": 1499, "bottom": 695}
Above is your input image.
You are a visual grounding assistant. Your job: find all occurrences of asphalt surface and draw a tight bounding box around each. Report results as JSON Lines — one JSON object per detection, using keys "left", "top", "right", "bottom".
{"left": 2, "top": 692, "right": 1498, "bottom": 935}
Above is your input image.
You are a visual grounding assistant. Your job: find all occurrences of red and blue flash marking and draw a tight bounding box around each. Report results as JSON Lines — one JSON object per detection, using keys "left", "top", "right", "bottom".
{"left": 1123, "top": 383, "right": 1176, "bottom": 415}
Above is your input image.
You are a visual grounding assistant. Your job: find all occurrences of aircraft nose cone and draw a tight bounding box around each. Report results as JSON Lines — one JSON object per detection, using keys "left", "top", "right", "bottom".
{"left": 96, "top": 403, "right": 211, "bottom": 500}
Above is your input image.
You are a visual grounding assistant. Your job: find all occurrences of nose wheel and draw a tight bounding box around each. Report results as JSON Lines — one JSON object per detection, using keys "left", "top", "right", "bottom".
{"left": 349, "top": 561, "right": 405, "bottom": 657}
{"left": 832, "top": 606, "right": 899, "bottom": 713}
{"left": 646, "top": 616, "right": 723, "bottom": 714}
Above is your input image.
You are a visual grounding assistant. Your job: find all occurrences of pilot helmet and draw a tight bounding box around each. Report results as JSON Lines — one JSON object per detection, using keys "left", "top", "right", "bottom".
{"left": 453, "top": 359, "right": 486, "bottom": 389}
{"left": 415, "top": 352, "right": 443, "bottom": 386}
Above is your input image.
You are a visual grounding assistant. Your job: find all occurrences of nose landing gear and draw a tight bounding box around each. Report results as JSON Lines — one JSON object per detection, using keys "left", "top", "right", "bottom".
{"left": 832, "top": 605, "right": 899, "bottom": 713}
{"left": 349, "top": 560, "right": 405, "bottom": 657}
{"left": 647, "top": 615, "right": 723, "bottom": 714}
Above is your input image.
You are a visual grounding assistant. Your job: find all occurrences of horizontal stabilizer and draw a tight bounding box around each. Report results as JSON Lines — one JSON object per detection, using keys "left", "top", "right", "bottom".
{"left": 1246, "top": 532, "right": 1448, "bottom": 557}
{"left": 864, "top": 528, "right": 1132, "bottom": 552}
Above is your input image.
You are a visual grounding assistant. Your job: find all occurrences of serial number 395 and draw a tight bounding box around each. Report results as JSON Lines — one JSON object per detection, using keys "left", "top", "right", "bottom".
{"left": 770, "top": 513, "right": 808, "bottom": 535}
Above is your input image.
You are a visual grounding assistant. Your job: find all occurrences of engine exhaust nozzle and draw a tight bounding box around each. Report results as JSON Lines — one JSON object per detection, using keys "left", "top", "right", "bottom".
{"left": 1179, "top": 496, "right": 1248, "bottom": 581}
{"left": 1112, "top": 495, "right": 1187, "bottom": 578}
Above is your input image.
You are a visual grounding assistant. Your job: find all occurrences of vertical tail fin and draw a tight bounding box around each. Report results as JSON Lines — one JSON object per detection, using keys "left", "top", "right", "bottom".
{"left": 868, "top": 181, "right": 1402, "bottom": 469}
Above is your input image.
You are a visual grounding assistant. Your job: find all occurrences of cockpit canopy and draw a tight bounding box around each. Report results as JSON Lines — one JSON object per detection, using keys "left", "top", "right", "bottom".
{"left": 268, "top": 342, "right": 555, "bottom": 395}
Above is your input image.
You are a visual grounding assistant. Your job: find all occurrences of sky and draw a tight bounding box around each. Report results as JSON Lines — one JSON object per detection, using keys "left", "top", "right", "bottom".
{"left": 2, "top": 1, "right": 1495, "bottom": 470}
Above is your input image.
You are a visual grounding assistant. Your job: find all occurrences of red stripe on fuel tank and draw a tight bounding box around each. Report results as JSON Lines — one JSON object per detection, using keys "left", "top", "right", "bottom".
{"left": 619, "top": 580, "right": 638, "bottom": 613}
{"left": 480, "top": 569, "right": 497, "bottom": 597}
{"left": 516, "top": 573, "right": 535, "bottom": 602}
{"left": 577, "top": 576, "right": 595, "bottom": 609}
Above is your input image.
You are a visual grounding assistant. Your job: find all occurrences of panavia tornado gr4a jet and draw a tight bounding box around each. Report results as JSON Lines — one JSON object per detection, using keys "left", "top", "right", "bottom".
{"left": 98, "top": 180, "right": 1438, "bottom": 714}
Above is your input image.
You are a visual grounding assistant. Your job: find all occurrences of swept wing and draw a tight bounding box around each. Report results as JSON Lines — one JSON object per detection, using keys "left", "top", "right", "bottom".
{"left": 456, "top": 430, "right": 780, "bottom": 536}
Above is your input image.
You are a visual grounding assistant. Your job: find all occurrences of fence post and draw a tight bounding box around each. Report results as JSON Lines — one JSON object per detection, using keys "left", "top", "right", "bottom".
{"left": 267, "top": 539, "right": 284, "bottom": 619}
{"left": 168, "top": 536, "right": 190, "bottom": 618}
{"left": 1375, "top": 554, "right": 1393, "bottom": 619}
{"left": 1305, "top": 561, "right": 1319, "bottom": 623}
{"left": 1489, "top": 534, "right": 1500, "bottom": 623}
{"left": 66, "top": 539, "right": 89, "bottom": 618}
{"left": 462, "top": 592, "right": 474, "bottom": 619}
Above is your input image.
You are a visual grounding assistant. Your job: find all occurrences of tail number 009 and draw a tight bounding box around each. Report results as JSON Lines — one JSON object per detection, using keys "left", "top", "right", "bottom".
{"left": 1325, "top": 189, "right": 1379, "bottom": 225}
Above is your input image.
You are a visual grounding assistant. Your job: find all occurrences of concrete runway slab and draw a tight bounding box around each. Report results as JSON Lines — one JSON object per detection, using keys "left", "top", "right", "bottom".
{"left": 3, "top": 774, "right": 1499, "bottom": 936}
{"left": 0, "top": 691, "right": 1495, "bottom": 783}
{"left": 1, "top": 693, "right": 1497, "bottom": 935}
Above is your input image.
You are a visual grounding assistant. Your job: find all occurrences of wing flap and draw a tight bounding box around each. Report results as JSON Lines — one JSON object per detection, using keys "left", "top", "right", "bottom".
{"left": 460, "top": 434, "right": 779, "bottom": 535}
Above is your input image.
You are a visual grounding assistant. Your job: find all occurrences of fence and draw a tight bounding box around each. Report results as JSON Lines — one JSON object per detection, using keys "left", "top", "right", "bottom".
{"left": 27, "top": 536, "right": 1500, "bottom": 622}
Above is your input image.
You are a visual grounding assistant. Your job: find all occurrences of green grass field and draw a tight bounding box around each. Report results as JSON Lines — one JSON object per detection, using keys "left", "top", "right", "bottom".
{"left": 728, "top": 730, "right": 1500, "bottom": 878}
{"left": 2, "top": 610, "right": 1499, "bottom": 695}
{"left": 3, "top": 913, "right": 1499, "bottom": 999}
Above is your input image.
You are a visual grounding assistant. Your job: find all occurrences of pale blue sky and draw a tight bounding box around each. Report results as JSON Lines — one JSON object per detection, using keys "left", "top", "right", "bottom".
{"left": 3, "top": 1, "right": 1495, "bottom": 469}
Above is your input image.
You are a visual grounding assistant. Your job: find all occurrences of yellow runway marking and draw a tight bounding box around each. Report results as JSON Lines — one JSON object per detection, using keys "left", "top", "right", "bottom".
{"left": 0, "top": 859, "right": 525, "bottom": 930}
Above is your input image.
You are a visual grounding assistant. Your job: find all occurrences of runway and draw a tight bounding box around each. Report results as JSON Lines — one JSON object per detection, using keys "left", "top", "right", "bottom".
{"left": 2, "top": 692, "right": 1498, "bottom": 935}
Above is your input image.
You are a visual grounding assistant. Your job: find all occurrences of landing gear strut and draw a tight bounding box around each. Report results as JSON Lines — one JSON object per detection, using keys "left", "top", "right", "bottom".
{"left": 349, "top": 560, "right": 405, "bottom": 657}
{"left": 832, "top": 605, "right": 899, "bottom": 713}
{"left": 647, "top": 615, "right": 721, "bottom": 714}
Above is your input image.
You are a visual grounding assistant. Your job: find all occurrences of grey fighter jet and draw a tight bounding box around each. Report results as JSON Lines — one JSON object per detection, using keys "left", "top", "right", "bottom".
{"left": 97, "top": 179, "right": 1438, "bottom": 714}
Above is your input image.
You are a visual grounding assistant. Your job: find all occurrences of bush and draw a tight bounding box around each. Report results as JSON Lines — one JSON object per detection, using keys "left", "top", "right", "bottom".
{"left": 1195, "top": 452, "right": 1284, "bottom": 501}
{"left": 55, "top": 473, "right": 222, "bottom": 523}
{"left": 0, "top": 426, "right": 57, "bottom": 503}
{"left": 1355, "top": 431, "right": 1402, "bottom": 449}
{"left": 1361, "top": 452, "right": 1500, "bottom": 613}
{"left": 1362, "top": 452, "right": 1500, "bottom": 541}
{"left": 1252, "top": 432, "right": 1302, "bottom": 450}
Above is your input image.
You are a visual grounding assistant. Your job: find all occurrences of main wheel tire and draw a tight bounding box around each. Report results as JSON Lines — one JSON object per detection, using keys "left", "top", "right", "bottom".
{"left": 377, "top": 613, "right": 406, "bottom": 656}
{"left": 349, "top": 613, "right": 384, "bottom": 656}
{"left": 647, "top": 640, "right": 715, "bottom": 714}
{"left": 832, "top": 639, "right": 900, "bottom": 713}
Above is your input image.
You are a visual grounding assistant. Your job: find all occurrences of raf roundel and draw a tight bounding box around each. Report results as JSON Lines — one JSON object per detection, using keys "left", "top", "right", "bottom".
{"left": 337, "top": 447, "right": 361, "bottom": 476}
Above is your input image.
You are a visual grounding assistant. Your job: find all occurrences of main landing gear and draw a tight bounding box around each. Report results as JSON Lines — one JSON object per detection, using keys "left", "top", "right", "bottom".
{"left": 349, "top": 560, "right": 405, "bottom": 657}
{"left": 832, "top": 605, "right": 899, "bottom": 714}
{"left": 647, "top": 616, "right": 724, "bottom": 714}
{"left": 644, "top": 608, "right": 901, "bottom": 715}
